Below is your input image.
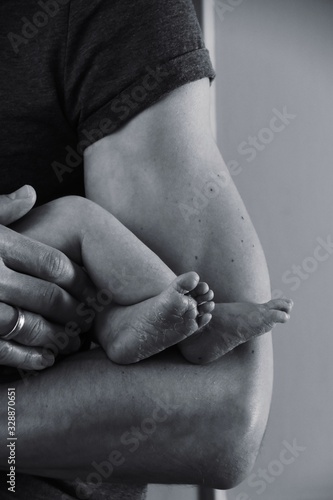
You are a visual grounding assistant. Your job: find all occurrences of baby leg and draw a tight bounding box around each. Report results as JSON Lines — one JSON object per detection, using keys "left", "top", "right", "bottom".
{"left": 12, "top": 196, "right": 215, "bottom": 363}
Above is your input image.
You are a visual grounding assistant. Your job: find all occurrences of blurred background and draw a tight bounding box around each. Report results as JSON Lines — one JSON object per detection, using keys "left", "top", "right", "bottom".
{"left": 148, "top": 1, "right": 333, "bottom": 498}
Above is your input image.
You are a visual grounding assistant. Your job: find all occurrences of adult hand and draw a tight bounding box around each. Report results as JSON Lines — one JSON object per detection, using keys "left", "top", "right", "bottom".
{"left": 0, "top": 186, "right": 96, "bottom": 371}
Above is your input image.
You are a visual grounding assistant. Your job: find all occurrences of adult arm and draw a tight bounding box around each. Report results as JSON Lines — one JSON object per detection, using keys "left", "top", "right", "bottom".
{"left": 84, "top": 79, "right": 274, "bottom": 481}
{"left": 0, "top": 77, "right": 273, "bottom": 486}
{"left": 0, "top": 343, "right": 269, "bottom": 489}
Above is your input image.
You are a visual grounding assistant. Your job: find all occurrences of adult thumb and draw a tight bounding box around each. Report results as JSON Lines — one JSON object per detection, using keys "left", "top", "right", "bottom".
{"left": 0, "top": 185, "right": 37, "bottom": 226}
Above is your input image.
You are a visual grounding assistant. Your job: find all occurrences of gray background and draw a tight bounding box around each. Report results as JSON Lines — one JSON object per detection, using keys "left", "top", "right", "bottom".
{"left": 218, "top": 1, "right": 333, "bottom": 499}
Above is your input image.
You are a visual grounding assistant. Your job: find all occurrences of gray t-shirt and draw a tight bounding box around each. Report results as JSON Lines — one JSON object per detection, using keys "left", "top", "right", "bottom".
{"left": 0, "top": 0, "right": 215, "bottom": 498}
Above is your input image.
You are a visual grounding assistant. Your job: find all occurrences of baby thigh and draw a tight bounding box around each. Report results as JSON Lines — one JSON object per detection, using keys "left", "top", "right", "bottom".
{"left": 80, "top": 203, "right": 175, "bottom": 305}
{"left": 10, "top": 196, "right": 86, "bottom": 262}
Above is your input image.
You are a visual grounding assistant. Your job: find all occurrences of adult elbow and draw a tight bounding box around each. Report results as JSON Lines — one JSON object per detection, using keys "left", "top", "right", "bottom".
{"left": 209, "top": 450, "right": 259, "bottom": 490}
{"left": 200, "top": 341, "right": 272, "bottom": 490}
{"left": 206, "top": 409, "right": 263, "bottom": 490}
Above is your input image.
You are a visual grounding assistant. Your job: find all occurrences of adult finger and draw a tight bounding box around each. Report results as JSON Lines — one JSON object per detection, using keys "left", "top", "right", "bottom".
{"left": 0, "top": 185, "right": 36, "bottom": 226}
{"left": 0, "top": 303, "right": 81, "bottom": 353}
{"left": 0, "top": 264, "right": 90, "bottom": 331}
{"left": 0, "top": 224, "right": 97, "bottom": 304}
{"left": 0, "top": 339, "right": 54, "bottom": 371}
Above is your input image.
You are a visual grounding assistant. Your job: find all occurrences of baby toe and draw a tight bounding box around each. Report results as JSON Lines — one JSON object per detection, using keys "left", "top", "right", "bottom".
{"left": 173, "top": 272, "right": 200, "bottom": 294}
{"left": 196, "top": 289, "right": 214, "bottom": 305}
{"left": 197, "top": 313, "right": 212, "bottom": 329}
{"left": 270, "top": 309, "right": 290, "bottom": 324}
{"left": 192, "top": 282, "right": 210, "bottom": 297}
{"left": 267, "top": 298, "right": 293, "bottom": 313}
{"left": 198, "top": 301, "right": 215, "bottom": 316}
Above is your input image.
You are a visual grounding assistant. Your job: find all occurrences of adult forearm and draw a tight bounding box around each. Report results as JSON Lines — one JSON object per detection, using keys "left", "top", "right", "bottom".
{"left": 0, "top": 346, "right": 259, "bottom": 489}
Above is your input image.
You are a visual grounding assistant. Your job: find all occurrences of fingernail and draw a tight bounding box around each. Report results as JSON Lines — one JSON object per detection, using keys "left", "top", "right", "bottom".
{"left": 42, "top": 351, "right": 55, "bottom": 367}
{"left": 8, "top": 185, "right": 34, "bottom": 200}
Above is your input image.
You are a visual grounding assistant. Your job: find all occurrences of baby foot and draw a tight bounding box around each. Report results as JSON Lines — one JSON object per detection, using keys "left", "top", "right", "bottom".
{"left": 220, "top": 298, "right": 294, "bottom": 340}
{"left": 180, "top": 298, "right": 294, "bottom": 363}
{"left": 97, "top": 272, "right": 215, "bottom": 364}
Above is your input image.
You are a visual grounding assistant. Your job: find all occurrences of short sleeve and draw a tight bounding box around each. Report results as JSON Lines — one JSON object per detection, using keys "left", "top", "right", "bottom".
{"left": 64, "top": 0, "right": 215, "bottom": 152}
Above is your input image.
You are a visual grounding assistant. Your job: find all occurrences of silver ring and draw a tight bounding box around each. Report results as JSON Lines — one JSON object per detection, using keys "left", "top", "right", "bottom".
{"left": 2, "top": 307, "right": 25, "bottom": 340}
